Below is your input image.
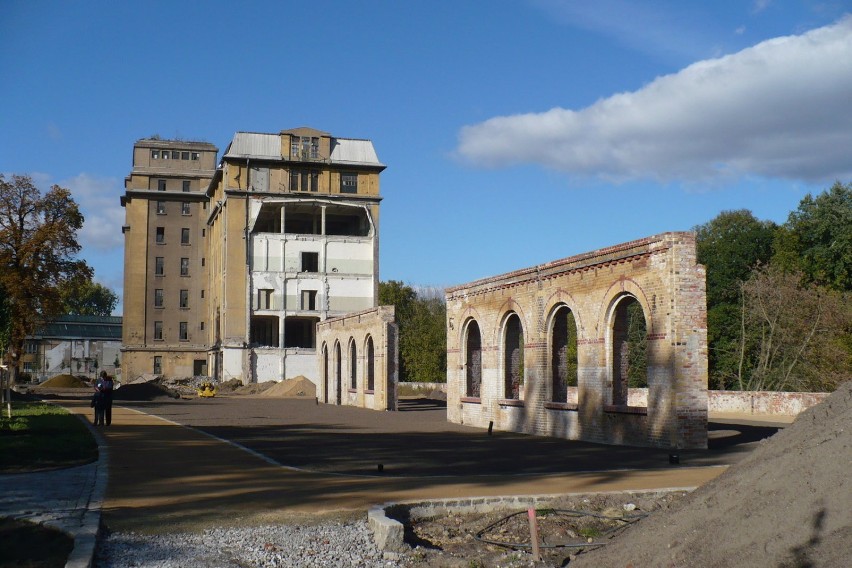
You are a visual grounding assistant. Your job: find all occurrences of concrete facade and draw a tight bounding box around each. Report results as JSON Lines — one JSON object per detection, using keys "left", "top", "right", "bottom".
{"left": 120, "top": 139, "right": 218, "bottom": 381}
{"left": 445, "top": 232, "right": 708, "bottom": 449}
{"left": 206, "top": 128, "right": 385, "bottom": 385}
{"left": 316, "top": 306, "right": 398, "bottom": 410}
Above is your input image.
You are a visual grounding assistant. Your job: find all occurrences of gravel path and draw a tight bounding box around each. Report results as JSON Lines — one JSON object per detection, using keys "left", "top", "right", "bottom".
{"left": 95, "top": 520, "right": 405, "bottom": 568}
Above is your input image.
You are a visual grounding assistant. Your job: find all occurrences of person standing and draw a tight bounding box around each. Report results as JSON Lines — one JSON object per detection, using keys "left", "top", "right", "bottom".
{"left": 96, "top": 371, "right": 115, "bottom": 426}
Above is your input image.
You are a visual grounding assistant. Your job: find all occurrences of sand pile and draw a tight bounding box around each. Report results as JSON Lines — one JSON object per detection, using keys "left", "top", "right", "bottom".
{"left": 260, "top": 376, "right": 316, "bottom": 398}
{"left": 33, "top": 374, "right": 91, "bottom": 389}
{"left": 572, "top": 381, "right": 852, "bottom": 568}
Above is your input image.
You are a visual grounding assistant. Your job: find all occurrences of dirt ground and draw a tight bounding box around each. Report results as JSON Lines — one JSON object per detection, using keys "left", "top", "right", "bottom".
{"left": 32, "top": 381, "right": 851, "bottom": 567}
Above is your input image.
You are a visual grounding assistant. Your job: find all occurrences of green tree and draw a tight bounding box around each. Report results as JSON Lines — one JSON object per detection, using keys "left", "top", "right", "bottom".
{"left": 738, "top": 266, "right": 851, "bottom": 392}
{"left": 379, "top": 281, "right": 447, "bottom": 382}
{"left": 694, "top": 210, "right": 777, "bottom": 389}
{"left": 774, "top": 181, "right": 852, "bottom": 291}
{"left": 0, "top": 174, "right": 90, "bottom": 395}
{"left": 59, "top": 277, "right": 118, "bottom": 316}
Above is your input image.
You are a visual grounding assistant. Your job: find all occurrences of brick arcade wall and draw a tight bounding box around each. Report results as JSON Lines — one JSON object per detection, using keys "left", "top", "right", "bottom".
{"left": 316, "top": 306, "right": 398, "bottom": 411}
{"left": 445, "top": 232, "right": 708, "bottom": 449}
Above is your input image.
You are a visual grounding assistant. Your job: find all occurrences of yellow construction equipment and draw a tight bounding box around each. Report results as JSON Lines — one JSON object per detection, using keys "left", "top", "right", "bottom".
{"left": 197, "top": 381, "right": 217, "bottom": 398}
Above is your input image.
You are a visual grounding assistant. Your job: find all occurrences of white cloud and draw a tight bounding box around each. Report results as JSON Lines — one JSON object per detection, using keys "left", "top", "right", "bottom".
{"left": 61, "top": 173, "right": 125, "bottom": 252}
{"left": 457, "top": 16, "right": 852, "bottom": 184}
{"left": 753, "top": 0, "right": 772, "bottom": 14}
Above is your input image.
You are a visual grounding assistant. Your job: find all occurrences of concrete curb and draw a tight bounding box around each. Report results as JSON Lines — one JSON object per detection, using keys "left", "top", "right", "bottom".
{"left": 368, "top": 487, "right": 698, "bottom": 552}
{"left": 65, "top": 407, "right": 109, "bottom": 568}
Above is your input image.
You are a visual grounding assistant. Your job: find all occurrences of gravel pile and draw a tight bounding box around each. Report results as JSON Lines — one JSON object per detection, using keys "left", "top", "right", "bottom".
{"left": 95, "top": 520, "right": 404, "bottom": 568}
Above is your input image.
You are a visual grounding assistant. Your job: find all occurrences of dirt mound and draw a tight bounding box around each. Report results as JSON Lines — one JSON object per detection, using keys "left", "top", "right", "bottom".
{"left": 113, "top": 382, "right": 181, "bottom": 402}
{"left": 571, "top": 382, "right": 852, "bottom": 568}
{"left": 233, "top": 381, "right": 276, "bottom": 395}
{"left": 260, "top": 376, "right": 316, "bottom": 398}
{"left": 217, "top": 378, "right": 244, "bottom": 392}
{"left": 34, "top": 374, "right": 91, "bottom": 389}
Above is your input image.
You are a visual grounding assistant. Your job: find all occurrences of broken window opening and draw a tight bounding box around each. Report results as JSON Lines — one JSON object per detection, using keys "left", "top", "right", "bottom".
{"left": 465, "top": 321, "right": 482, "bottom": 398}
{"left": 256, "top": 289, "right": 273, "bottom": 310}
{"left": 611, "top": 295, "right": 648, "bottom": 406}
{"left": 301, "top": 252, "right": 319, "bottom": 272}
{"left": 551, "top": 305, "right": 579, "bottom": 402}
{"left": 504, "top": 314, "right": 524, "bottom": 400}
{"left": 254, "top": 204, "right": 282, "bottom": 233}
{"left": 284, "top": 317, "right": 318, "bottom": 348}
{"left": 301, "top": 290, "right": 317, "bottom": 311}
{"left": 366, "top": 336, "right": 375, "bottom": 391}
{"left": 250, "top": 316, "right": 279, "bottom": 347}
{"left": 349, "top": 339, "right": 357, "bottom": 390}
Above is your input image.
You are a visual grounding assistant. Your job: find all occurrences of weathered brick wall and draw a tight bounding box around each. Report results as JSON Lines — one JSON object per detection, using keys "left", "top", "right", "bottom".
{"left": 316, "top": 306, "right": 398, "bottom": 411}
{"left": 445, "top": 232, "right": 708, "bottom": 449}
{"left": 709, "top": 390, "right": 828, "bottom": 415}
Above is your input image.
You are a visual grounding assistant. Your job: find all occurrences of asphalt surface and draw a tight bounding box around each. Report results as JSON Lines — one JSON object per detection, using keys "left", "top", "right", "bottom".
{"left": 2, "top": 389, "right": 789, "bottom": 565}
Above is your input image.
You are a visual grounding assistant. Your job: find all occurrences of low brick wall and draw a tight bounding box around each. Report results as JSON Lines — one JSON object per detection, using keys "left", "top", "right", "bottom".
{"left": 398, "top": 382, "right": 447, "bottom": 395}
{"left": 709, "top": 390, "right": 828, "bottom": 416}
{"left": 402, "top": 383, "right": 828, "bottom": 417}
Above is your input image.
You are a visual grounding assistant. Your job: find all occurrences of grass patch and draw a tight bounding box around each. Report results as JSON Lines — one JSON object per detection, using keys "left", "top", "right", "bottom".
{"left": 0, "top": 517, "right": 73, "bottom": 567}
{"left": 0, "top": 402, "right": 97, "bottom": 473}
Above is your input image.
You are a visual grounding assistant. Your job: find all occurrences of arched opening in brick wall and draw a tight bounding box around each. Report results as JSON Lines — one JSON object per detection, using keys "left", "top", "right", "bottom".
{"left": 321, "top": 343, "right": 329, "bottom": 402}
{"left": 334, "top": 341, "right": 342, "bottom": 404}
{"left": 365, "top": 335, "right": 375, "bottom": 392}
{"left": 610, "top": 294, "right": 648, "bottom": 406}
{"left": 348, "top": 338, "right": 357, "bottom": 390}
{"left": 550, "top": 305, "right": 578, "bottom": 403}
{"left": 465, "top": 320, "right": 482, "bottom": 398}
{"left": 503, "top": 313, "right": 524, "bottom": 400}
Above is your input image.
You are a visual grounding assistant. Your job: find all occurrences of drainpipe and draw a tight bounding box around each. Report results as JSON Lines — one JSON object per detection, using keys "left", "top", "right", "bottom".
{"left": 245, "top": 159, "right": 253, "bottom": 383}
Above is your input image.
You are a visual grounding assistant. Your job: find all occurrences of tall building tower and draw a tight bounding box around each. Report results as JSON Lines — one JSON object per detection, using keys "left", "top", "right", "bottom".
{"left": 206, "top": 127, "right": 385, "bottom": 385}
{"left": 120, "top": 138, "right": 218, "bottom": 380}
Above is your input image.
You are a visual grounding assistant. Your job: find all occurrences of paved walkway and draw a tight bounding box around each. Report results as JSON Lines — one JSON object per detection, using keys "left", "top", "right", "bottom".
{"left": 2, "top": 394, "right": 787, "bottom": 566}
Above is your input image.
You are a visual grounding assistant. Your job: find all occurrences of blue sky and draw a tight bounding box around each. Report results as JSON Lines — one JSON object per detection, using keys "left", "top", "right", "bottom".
{"left": 2, "top": 1, "right": 851, "bottom": 313}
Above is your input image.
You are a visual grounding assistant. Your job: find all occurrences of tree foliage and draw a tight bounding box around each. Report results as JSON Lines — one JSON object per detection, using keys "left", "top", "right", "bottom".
{"left": 697, "top": 183, "right": 852, "bottom": 392}
{"left": 774, "top": 181, "right": 852, "bottom": 291}
{"left": 695, "top": 210, "right": 776, "bottom": 389}
{"left": 0, "top": 174, "right": 91, "bottom": 380}
{"left": 738, "top": 266, "right": 851, "bottom": 392}
{"left": 59, "top": 277, "right": 118, "bottom": 316}
{"left": 379, "top": 281, "right": 447, "bottom": 383}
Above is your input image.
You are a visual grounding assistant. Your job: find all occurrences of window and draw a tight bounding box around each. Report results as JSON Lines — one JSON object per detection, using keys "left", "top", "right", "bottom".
{"left": 257, "top": 289, "right": 273, "bottom": 310}
{"left": 301, "top": 252, "right": 319, "bottom": 272}
{"left": 466, "top": 320, "right": 482, "bottom": 398}
{"left": 291, "top": 136, "right": 319, "bottom": 160}
{"left": 154, "top": 321, "right": 163, "bottom": 340}
{"left": 152, "top": 150, "right": 160, "bottom": 159}
{"left": 155, "top": 257, "right": 164, "bottom": 276}
{"left": 156, "top": 201, "right": 166, "bottom": 214}
{"left": 181, "top": 151, "right": 190, "bottom": 160}
{"left": 301, "top": 290, "right": 317, "bottom": 310}
{"left": 155, "top": 227, "right": 165, "bottom": 244}
{"left": 154, "top": 288, "right": 164, "bottom": 308}
{"left": 503, "top": 313, "right": 524, "bottom": 400}
{"left": 349, "top": 340, "right": 357, "bottom": 390}
{"left": 171, "top": 151, "right": 179, "bottom": 159}
{"left": 23, "top": 362, "right": 35, "bottom": 373}
{"left": 153, "top": 356, "right": 162, "bottom": 374}
{"left": 179, "top": 289, "right": 189, "bottom": 308}
{"left": 201, "top": 258, "right": 205, "bottom": 267}
{"left": 182, "top": 180, "right": 190, "bottom": 192}
{"left": 25, "top": 341, "right": 38, "bottom": 354}
{"left": 366, "top": 336, "right": 375, "bottom": 391}
{"left": 181, "top": 202, "right": 190, "bottom": 215}
{"left": 180, "top": 258, "right": 189, "bottom": 276}
{"left": 200, "top": 321, "right": 205, "bottom": 331}
{"left": 162, "top": 151, "right": 170, "bottom": 160}
{"left": 191, "top": 152, "right": 199, "bottom": 160}
{"left": 181, "top": 228, "right": 190, "bottom": 245}
{"left": 340, "top": 173, "right": 358, "bottom": 194}
{"left": 289, "top": 170, "right": 319, "bottom": 192}
{"left": 158, "top": 179, "right": 167, "bottom": 191}
{"left": 202, "top": 228, "right": 206, "bottom": 237}
{"left": 201, "top": 289, "right": 205, "bottom": 299}
{"left": 179, "top": 322, "right": 188, "bottom": 341}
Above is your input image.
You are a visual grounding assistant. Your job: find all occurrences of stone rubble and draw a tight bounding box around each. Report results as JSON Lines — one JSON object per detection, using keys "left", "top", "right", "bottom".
{"left": 95, "top": 520, "right": 404, "bottom": 568}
